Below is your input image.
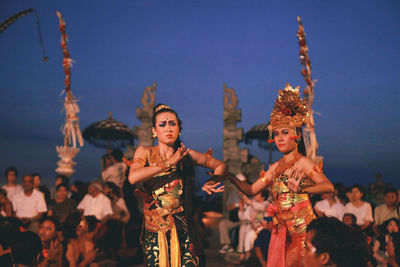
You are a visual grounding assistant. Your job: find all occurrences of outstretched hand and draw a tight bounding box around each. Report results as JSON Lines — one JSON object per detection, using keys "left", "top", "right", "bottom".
{"left": 287, "top": 168, "right": 304, "bottom": 193}
{"left": 202, "top": 181, "right": 225, "bottom": 195}
{"left": 168, "top": 144, "right": 190, "bottom": 166}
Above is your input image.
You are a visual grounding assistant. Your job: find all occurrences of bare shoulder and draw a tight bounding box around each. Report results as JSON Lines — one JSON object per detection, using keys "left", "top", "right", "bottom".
{"left": 296, "top": 156, "right": 317, "bottom": 171}
{"left": 268, "top": 161, "right": 279, "bottom": 172}
{"left": 134, "top": 146, "right": 151, "bottom": 157}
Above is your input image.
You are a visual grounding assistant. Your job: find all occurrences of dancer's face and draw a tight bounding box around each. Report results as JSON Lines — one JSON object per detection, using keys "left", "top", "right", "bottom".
{"left": 153, "top": 112, "right": 180, "bottom": 145}
{"left": 272, "top": 127, "right": 297, "bottom": 154}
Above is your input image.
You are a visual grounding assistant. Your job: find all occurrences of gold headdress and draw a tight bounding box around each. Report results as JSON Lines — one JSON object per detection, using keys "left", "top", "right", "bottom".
{"left": 268, "top": 83, "right": 308, "bottom": 140}
{"left": 155, "top": 104, "right": 172, "bottom": 113}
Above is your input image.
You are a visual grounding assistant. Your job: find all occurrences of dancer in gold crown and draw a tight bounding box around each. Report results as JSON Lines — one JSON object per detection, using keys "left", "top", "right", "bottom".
{"left": 225, "top": 83, "right": 334, "bottom": 267}
{"left": 128, "top": 104, "right": 227, "bottom": 267}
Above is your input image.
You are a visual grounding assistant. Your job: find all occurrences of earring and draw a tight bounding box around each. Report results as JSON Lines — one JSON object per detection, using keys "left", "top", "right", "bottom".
{"left": 153, "top": 133, "right": 157, "bottom": 138}
{"left": 179, "top": 133, "right": 181, "bottom": 136}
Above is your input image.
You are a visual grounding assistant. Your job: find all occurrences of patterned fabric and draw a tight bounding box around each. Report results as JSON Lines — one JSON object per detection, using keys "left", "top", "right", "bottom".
{"left": 266, "top": 173, "right": 316, "bottom": 267}
{"left": 141, "top": 147, "right": 199, "bottom": 267}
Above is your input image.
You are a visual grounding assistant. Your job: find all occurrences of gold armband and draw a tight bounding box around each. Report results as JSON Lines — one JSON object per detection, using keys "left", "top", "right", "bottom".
{"left": 308, "top": 165, "right": 322, "bottom": 179}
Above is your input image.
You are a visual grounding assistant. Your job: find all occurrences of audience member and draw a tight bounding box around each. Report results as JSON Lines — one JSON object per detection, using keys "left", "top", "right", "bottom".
{"left": 314, "top": 192, "right": 345, "bottom": 221}
{"left": 62, "top": 213, "right": 96, "bottom": 267}
{"left": 92, "top": 219, "right": 123, "bottom": 266}
{"left": 373, "top": 218, "right": 400, "bottom": 266}
{"left": 48, "top": 183, "right": 77, "bottom": 223}
{"left": 244, "top": 217, "right": 273, "bottom": 267}
{"left": 236, "top": 192, "right": 268, "bottom": 262}
{"left": 101, "top": 149, "right": 127, "bottom": 188}
{"left": 0, "top": 188, "right": 13, "bottom": 217}
{"left": 32, "top": 173, "right": 51, "bottom": 206}
{"left": 11, "top": 231, "right": 43, "bottom": 267}
{"left": 342, "top": 213, "right": 358, "bottom": 227}
{"left": 49, "top": 175, "right": 69, "bottom": 200}
{"left": 301, "top": 216, "right": 369, "bottom": 267}
{"left": 333, "top": 182, "right": 347, "bottom": 205}
{"left": 37, "top": 217, "right": 63, "bottom": 267}
{"left": 2, "top": 167, "right": 22, "bottom": 201}
{"left": 373, "top": 188, "right": 399, "bottom": 233}
{"left": 0, "top": 217, "right": 22, "bottom": 266}
{"left": 70, "top": 180, "right": 87, "bottom": 204}
{"left": 12, "top": 174, "right": 47, "bottom": 232}
{"left": 344, "top": 184, "right": 373, "bottom": 230}
{"left": 77, "top": 181, "right": 112, "bottom": 221}
{"left": 387, "top": 232, "right": 400, "bottom": 267}
{"left": 104, "top": 181, "right": 130, "bottom": 223}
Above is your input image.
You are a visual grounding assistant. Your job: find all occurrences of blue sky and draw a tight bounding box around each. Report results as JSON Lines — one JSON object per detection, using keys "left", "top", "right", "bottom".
{"left": 1, "top": 0, "right": 399, "bottom": 187}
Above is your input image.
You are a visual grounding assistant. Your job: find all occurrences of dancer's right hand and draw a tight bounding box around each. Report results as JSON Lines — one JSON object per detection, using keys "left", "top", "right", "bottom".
{"left": 168, "top": 144, "right": 190, "bottom": 166}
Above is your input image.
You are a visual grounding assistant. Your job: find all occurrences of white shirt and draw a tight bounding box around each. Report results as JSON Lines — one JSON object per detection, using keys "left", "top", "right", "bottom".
{"left": 344, "top": 202, "right": 373, "bottom": 226}
{"left": 77, "top": 193, "right": 113, "bottom": 220}
{"left": 101, "top": 162, "right": 127, "bottom": 188}
{"left": 315, "top": 199, "right": 345, "bottom": 221}
{"left": 12, "top": 189, "right": 47, "bottom": 218}
{"left": 2, "top": 184, "right": 22, "bottom": 201}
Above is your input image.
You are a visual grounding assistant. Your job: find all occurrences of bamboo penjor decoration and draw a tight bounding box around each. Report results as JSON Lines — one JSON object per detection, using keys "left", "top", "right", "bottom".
{"left": 297, "top": 16, "right": 322, "bottom": 164}
{"left": 55, "top": 11, "right": 83, "bottom": 177}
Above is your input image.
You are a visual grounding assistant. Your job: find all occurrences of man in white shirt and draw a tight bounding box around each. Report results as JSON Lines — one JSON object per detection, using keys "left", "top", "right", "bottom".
{"left": 101, "top": 149, "right": 127, "bottom": 188}
{"left": 343, "top": 185, "right": 373, "bottom": 230}
{"left": 315, "top": 192, "right": 345, "bottom": 221}
{"left": 77, "top": 181, "right": 113, "bottom": 221}
{"left": 12, "top": 174, "right": 47, "bottom": 232}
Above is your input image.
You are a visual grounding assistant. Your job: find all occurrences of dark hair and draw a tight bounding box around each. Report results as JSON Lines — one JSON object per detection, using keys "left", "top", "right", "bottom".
{"left": 39, "top": 216, "right": 61, "bottom": 231}
{"left": 11, "top": 231, "right": 43, "bottom": 266}
{"left": 152, "top": 103, "right": 183, "bottom": 150}
{"left": 307, "top": 217, "right": 369, "bottom": 267}
{"left": 32, "top": 173, "right": 41, "bottom": 179}
{"left": 390, "top": 232, "right": 400, "bottom": 265}
{"left": 105, "top": 181, "right": 121, "bottom": 198}
{"left": 4, "top": 167, "right": 17, "bottom": 179}
{"left": 56, "top": 183, "right": 68, "bottom": 191}
{"left": 296, "top": 127, "right": 306, "bottom": 156}
{"left": 343, "top": 213, "right": 357, "bottom": 224}
{"left": 334, "top": 182, "right": 346, "bottom": 203}
{"left": 84, "top": 216, "right": 99, "bottom": 233}
{"left": 350, "top": 184, "right": 365, "bottom": 195}
{"left": 56, "top": 174, "right": 69, "bottom": 187}
{"left": 111, "top": 149, "right": 123, "bottom": 162}
{"left": 62, "top": 212, "right": 82, "bottom": 240}
{"left": 384, "top": 187, "right": 398, "bottom": 197}
{"left": 0, "top": 217, "right": 22, "bottom": 249}
{"left": 379, "top": 217, "right": 400, "bottom": 235}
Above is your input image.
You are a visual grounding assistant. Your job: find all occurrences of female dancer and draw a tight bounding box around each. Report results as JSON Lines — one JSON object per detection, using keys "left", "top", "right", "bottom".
{"left": 226, "top": 84, "right": 334, "bottom": 267}
{"left": 128, "top": 104, "right": 226, "bottom": 267}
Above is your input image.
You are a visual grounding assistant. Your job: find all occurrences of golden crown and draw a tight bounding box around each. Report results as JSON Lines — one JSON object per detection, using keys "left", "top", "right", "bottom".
{"left": 155, "top": 104, "right": 172, "bottom": 113}
{"left": 268, "top": 83, "right": 308, "bottom": 135}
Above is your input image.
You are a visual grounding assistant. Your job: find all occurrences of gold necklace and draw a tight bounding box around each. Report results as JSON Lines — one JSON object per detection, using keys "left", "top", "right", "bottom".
{"left": 274, "top": 152, "right": 302, "bottom": 177}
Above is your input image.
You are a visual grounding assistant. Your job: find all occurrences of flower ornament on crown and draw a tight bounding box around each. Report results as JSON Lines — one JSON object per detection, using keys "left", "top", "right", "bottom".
{"left": 268, "top": 82, "right": 309, "bottom": 141}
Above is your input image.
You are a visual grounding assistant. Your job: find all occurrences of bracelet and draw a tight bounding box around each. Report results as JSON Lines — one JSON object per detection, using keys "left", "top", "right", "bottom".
{"left": 301, "top": 186, "right": 310, "bottom": 194}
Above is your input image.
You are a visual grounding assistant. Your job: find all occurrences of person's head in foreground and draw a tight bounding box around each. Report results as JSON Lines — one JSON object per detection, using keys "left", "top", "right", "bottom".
{"left": 10, "top": 231, "right": 43, "bottom": 267}
{"left": 301, "top": 216, "right": 369, "bottom": 267}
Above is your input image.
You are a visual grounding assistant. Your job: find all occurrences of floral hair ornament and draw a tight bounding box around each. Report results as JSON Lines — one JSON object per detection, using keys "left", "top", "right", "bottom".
{"left": 155, "top": 104, "right": 172, "bottom": 113}
{"left": 268, "top": 83, "right": 309, "bottom": 141}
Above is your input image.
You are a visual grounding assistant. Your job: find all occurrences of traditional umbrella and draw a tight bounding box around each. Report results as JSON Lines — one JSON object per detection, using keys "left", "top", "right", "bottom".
{"left": 82, "top": 112, "right": 136, "bottom": 150}
{"left": 244, "top": 123, "right": 277, "bottom": 165}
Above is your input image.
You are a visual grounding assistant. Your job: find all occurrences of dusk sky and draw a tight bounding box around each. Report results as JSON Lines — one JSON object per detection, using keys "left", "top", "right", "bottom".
{"left": 1, "top": 0, "right": 399, "bottom": 188}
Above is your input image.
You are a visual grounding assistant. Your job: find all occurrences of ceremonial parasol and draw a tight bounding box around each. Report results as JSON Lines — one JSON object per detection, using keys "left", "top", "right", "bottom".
{"left": 245, "top": 123, "right": 277, "bottom": 165}
{"left": 82, "top": 112, "right": 136, "bottom": 150}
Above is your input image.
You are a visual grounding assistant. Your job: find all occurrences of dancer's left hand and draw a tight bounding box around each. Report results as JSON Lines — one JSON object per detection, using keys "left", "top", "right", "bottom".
{"left": 202, "top": 181, "right": 225, "bottom": 195}
{"left": 287, "top": 168, "right": 304, "bottom": 193}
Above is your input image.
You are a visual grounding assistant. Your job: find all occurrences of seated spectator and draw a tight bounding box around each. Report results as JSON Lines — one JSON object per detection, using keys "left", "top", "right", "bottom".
{"left": 314, "top": 192, "right": 345, "bottom": 221}
{"left": 101, "top": 149, "right": 127, "bottom": 188}
{"left": 236, "top": 192, "right": 268, "bottom": 262}
{"left": 37, "top": 217, "right": 63, "bottom": 267}
{"left": 104, "top": 182, "right": 130, "bottom": 223}
{"left": 11, "top": 231, "right": 43, "bottom": 267}
{"left": 70, "top": 180, "right": 87, "bottom": 204}
{"left": 218, "top": 175, "right": 244, "bottom": 254}
{"left": 387, "top": 232, "right": 400, "bottom": 267}
{"left": 12, "top": 174, "right": 47, "bottom": 232}
{"left": 92, "top": 219, "right": 123, "bottom": 266}
{"left": 344, "top": 184, "right": 373, "bottom": 230}
{"left": 48, "top": 183, "right": 77, "bottom": 223}
{"left": 0, "top": 188, "right": 13, "bottom": 217}
{"left": 0, "top": 217, "right": 23, "bottom": 266}
{"left": 301, "top": 216, "right": 369, "bottom": 267}
{"left": 244, "top": 217, "right": 273, "bottom": 267}
{"left": 77, "top": 182, "right": 112, "bottom": 221}
{"left": 32, "top": 173, "right": 51, "bottom": 207}
{"left": 333, "top": 182, "right": 347, "bottom": 205}
{"left": 2, "top": 167, "right": 22, "bottom": 201}
{"left": 373, "top": 218, "right": 400, "bottom": 266}
{"left": 373, "top": 188, "right": 399, "bottom": 234}
{"left": 49, "top": 175, "right": 69, "bottom": 200}
{"left": 342, "top": 213, "right": 358, "bottom": 227}
{"left": 62, "top": 213, "right": 96, "bottom": 267}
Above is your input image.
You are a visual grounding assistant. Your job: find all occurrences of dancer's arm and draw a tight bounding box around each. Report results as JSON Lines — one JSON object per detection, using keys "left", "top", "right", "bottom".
{"left": 128, "top": 146, "right": 188, "bottom": 184}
